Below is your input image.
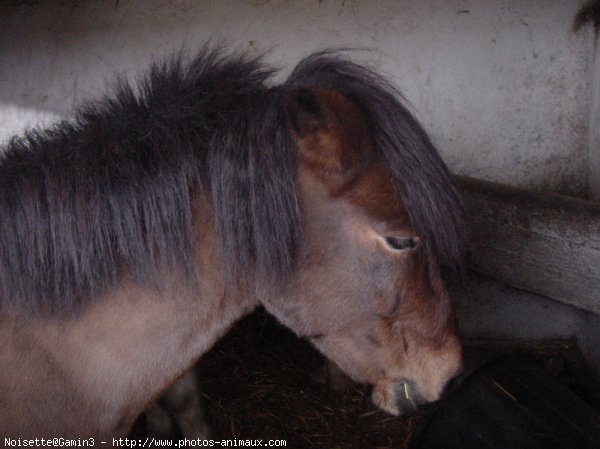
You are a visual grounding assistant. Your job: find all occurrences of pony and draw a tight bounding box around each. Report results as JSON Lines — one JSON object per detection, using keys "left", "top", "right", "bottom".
{"left": 0, "top": 46, "right": 465, "bottom": 438}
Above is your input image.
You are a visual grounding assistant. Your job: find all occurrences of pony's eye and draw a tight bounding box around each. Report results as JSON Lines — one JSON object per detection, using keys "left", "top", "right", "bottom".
{"left": 384, "top": 236, "right": 417, "bottom": 251}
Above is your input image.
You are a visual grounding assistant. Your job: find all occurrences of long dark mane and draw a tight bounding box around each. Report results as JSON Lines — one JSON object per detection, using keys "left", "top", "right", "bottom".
{"left": 0, "top": 46, "right": 463, "bottom": 314}
{"left": 0, "top": 46, "right": 299, "bottom": 313}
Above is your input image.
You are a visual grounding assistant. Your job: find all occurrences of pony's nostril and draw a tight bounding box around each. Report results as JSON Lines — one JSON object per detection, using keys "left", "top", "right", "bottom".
{"left": 393, "top": 380, "right": 420, "bottom": 416}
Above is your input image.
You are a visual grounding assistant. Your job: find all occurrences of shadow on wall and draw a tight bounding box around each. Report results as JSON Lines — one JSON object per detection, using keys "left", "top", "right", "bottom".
{"left": 574, "top": 0, "right": 600, "bottom": 31}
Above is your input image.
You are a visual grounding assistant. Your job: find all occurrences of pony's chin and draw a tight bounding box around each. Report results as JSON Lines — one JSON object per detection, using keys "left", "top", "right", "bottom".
{"left": 371, "top": 379, "right": 421, "bottom": 416}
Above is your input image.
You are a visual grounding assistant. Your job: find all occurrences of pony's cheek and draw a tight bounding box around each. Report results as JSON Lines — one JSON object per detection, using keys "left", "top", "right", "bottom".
{"left": 363, "top": 252, "right": 411, "bottom": 318}
{"left": 371, "top": 291, "right": 401, "bottom": 318}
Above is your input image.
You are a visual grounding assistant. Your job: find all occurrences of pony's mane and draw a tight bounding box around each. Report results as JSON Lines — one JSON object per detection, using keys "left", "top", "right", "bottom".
{"left": 0, "top": 47, "right": 464, "bottom": 314}
{"left": 0, "top": 46, "right": 299, "bottom": 313}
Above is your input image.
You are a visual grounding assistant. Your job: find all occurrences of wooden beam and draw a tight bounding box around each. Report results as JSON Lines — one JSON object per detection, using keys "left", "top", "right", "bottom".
{"left": 588, "top": 24, "right": 600, "bottom": 201}
{"left": 457, "top": 176, "right": 600, "bottom": 314}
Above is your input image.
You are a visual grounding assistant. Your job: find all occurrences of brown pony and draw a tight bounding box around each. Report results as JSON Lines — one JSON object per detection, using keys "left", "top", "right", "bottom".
{"left": 0, "top": 47, "right": 465, "bottom": 438}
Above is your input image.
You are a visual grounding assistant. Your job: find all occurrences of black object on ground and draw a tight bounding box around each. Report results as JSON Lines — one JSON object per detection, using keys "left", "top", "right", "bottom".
{"left": 409, "top": 354, "right": 600, "bottom": 449}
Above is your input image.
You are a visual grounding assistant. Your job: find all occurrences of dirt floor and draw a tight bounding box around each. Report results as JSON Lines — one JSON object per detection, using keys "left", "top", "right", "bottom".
{"left": 195, "top": 310, "right": 416, "bottom": 449}
{"left": 136, "top": 309, "right": 600, "bottom": 449}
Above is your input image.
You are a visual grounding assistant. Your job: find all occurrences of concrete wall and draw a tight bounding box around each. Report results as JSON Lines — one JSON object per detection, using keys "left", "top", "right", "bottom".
{"left": 0, "top": 0, "right": 594, "bottom": 197}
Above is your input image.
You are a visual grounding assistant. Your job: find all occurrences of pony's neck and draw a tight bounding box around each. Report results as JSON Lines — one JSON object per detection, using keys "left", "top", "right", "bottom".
{"left": 0, "top": 199, "right": 259, "bottom": 437}
{"left": 2, "top": 276, "right": 257, "bottom": 437}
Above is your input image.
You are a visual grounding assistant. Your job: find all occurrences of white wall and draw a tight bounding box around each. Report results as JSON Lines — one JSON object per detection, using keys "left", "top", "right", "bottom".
{"left": 0, "top": 0, "right": 594, "bottom": 197}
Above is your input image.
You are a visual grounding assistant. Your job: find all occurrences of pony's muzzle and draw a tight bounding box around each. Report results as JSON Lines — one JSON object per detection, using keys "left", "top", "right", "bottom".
{"left": 395, "top": 367, "right": 467, "bottom": 416}
{"left": 372, "top": 378, "right": 425, "bottom": 416}
{"left": 392, "top": 379, "right": 423, "bottom": 416}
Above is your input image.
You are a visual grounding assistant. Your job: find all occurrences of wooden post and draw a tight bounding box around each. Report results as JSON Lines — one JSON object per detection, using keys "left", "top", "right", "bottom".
{"left": 589, "top": 18, "right": 600, "bottom": 200}
{"left": 458, "top": 176, "right": 600, "bottom": 314}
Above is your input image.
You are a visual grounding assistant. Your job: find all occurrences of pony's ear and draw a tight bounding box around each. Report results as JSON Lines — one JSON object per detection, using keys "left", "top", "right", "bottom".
{"left": 286, "top": 88, "right": 329, "bottom": 136}
{"left": 285, "top": 88, "right": 373, "bottom": 184}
